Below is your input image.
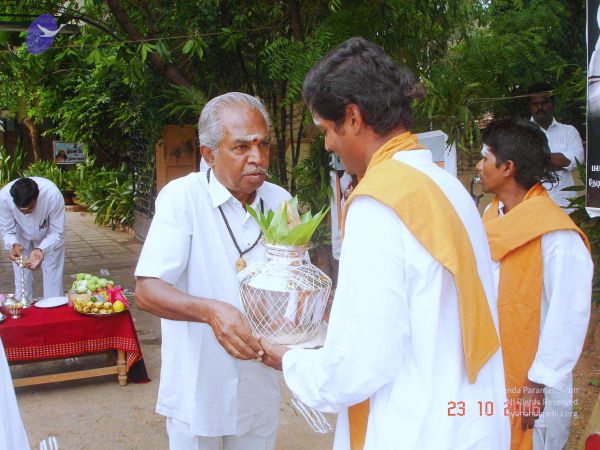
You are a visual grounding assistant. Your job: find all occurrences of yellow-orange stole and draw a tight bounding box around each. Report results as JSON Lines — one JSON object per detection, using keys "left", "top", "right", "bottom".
{"left": 342, "top": 132, "right": 500, "bottom": 450}
{"left": 482, "top": 183, "right": 589, "bottom": 450}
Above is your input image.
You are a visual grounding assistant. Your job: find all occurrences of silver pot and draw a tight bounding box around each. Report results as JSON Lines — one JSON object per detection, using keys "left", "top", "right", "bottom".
{"left": 3, "top": 294, "right": 23, "bottom": 319}
{"left": 238, "top": 242, "right": 331, "bottom": 345}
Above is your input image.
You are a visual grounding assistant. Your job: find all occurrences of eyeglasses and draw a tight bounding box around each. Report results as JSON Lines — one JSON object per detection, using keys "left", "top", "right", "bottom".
{"left": 16, "top": 201, "right": 36, "bottom": 214}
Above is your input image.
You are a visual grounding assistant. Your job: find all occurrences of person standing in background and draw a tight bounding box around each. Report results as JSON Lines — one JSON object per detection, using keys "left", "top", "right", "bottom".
{"left": 0, "top": 177, "right": 65, "bottom": 299}
{"left": 527, "top": 83, "right": 584, "bottom": 212}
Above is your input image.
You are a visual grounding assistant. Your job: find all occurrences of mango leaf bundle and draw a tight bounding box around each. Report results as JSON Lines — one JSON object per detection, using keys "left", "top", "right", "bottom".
{"left": 246, "top": 196, "right": 329, "bottom": 246}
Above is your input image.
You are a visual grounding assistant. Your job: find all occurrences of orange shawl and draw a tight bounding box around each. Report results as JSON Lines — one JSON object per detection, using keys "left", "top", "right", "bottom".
{"left": 482, "top": 183, "right": 589, "bottom": 450}
{"left": 344, "top": 132, "right": 500, "bottom": 449}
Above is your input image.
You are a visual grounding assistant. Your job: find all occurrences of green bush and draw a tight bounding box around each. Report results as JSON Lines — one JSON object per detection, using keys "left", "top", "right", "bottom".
{"left": 75, "top": 162, "right": 133, "bottom": 229}
{"left": 0, "top": 144, "right": 25, "bottom": 187}
{"left": 22, "top": 161, "right": 67, "bottom": 194}
{"left": 64, "top": 157, "right": 100, "bottom": 200}
{"left": 23, "top": 157, "right": 133, "bottom": 230}
{"left": 292, "top": 135, "right": 332, "bottom": 246}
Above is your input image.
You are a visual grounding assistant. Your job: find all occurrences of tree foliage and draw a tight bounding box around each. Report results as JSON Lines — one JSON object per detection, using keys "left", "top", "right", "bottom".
{"left": 0, "top": 0, "right": 587, "bottom": 177}
{"left": 418, "top": 0, "right": 586, "bottom": 158}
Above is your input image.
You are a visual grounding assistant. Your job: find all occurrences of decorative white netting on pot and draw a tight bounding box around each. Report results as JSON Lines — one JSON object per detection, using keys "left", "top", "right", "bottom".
{"left": 238, "top": 242, "right": 331, "bottom": 346}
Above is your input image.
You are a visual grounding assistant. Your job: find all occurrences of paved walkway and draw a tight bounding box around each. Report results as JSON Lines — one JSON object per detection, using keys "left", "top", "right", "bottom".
{"left": 1, "top": 211, "right": 333, "bottom": 450}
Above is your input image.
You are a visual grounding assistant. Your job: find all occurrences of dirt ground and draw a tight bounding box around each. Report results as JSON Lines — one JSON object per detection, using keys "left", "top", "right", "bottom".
{"left": 566, "top": 302, "right": 600, "bottom": 449}
{"left": 3, "top": 211, "right": 599, "bottom": 449}
{"left": 1, "top": 211, "right": 333, "bottom": 449}
{"left": 12, "top": 322, "right": 335, "bottom": 450}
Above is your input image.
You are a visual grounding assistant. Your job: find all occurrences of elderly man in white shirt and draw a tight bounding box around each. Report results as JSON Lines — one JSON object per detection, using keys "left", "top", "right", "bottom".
{"left": 135, "top": 93, "right": 290, "bottom": 450}
{"left": 527, "top": 83, "right": 585, "bottom": 212}
{"left": 261, "top": 37, "right": 509, "bottom": 450}
{"left": 0, "top": 177, "right": 65, "bottom": 299}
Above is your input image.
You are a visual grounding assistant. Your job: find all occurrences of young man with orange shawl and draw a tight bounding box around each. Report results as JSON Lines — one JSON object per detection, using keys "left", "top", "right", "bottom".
{"left": 260, "top": 37, "right": 509, "bottom": 450}
{"left": 476, "top": 118, "right": 592, "bottom": 450}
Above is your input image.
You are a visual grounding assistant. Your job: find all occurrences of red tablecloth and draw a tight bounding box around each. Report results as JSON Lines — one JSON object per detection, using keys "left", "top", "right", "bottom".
{"left": 0, "top": 304, "right": 149, "bottom": 382}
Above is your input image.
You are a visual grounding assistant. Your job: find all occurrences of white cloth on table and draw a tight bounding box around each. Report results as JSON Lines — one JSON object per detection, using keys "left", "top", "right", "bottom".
{"left": 0, "top": 177, "right": 65, "bottom": 299}
{"left": 0, "top": 338, "right": 30, "bottom": 450}
{"left": 283, "top": 150, "right": 510, "bottom": 450}
{"left": 135, "top": 171, "right": 290, "bottom": 438}
{"left": 533, "top": 118, "right": 585, "bottom": 211}
{"left": 492, "top": 202, "right": 592, "bottom": 450}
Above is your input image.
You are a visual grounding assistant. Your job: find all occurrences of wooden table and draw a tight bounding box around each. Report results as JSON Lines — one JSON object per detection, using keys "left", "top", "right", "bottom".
{"left": 0, "top": 303, "right": 148, "bottom": 387}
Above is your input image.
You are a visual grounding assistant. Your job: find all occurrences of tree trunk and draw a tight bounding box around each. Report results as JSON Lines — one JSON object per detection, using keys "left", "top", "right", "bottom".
{"left": 288, "top": 0, "right": 303, "bottom": 41}
{"left": 289, "top": 104, "right": 306, "bottom": 193}
{"left": 22, "top": 118, "right": 41, "bottom": 161}
{"left": 104, "top": 0, "right": 193, "bottom": 88}
{"left": 278, "top": 82, "right": 288, "bottom": 187}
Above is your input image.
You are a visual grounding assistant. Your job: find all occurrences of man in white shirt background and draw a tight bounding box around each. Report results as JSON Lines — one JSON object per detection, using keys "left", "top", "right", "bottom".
{"left": 135, "top": 92, "right": 291, "bottom": 450}
{"left": 0, "top": 177, "right": 65, "bottom": 299}
{"left": 528, "top": 82, "right": 585, "bottom": 212}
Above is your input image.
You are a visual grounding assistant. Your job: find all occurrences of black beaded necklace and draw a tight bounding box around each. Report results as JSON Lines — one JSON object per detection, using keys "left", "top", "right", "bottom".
{"left": 207, "top": 168, "right": 264, "bottom": 272}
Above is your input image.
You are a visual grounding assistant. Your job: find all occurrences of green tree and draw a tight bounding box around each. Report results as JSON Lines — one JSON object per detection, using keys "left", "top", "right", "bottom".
{"left": 0, "top": 0, "right": 588, "bottom": 181}
{"left": 0, "top": 46, "right": 59, "bottom": 160}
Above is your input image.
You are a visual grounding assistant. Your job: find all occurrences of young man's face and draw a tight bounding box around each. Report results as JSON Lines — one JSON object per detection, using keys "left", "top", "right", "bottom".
{"left": 475, "top": 145, "right": 507, "bottom": 194}
{"left": 312, "top": 110, "right": 362, "bottom": 176}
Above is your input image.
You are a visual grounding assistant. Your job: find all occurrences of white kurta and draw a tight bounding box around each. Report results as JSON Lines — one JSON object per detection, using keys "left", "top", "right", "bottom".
{"left": 283, "top": 150, "right": 510, "bottom": 450}
{"left": 491, "top": 203, "right": 592, "bottom": 450}
{"left": 0, "top": 338, "right": 30, "bottom": 450}
{"left": 135, "top": 171, "right": 290, "bottom": 437}
{"left": 534, "top": 118, "right": 585, "bottom": 211}
{"left": 0, "top": 177, "right": 65, "bottom": 299}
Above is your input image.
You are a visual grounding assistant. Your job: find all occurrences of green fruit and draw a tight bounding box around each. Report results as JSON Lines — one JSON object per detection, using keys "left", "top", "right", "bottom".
{"left": 98, "top": 279, "right": 108, "bottom": 288}
{"left": 84, "top": 274, "right": 92, "bottom": 280}
{"left": 75, "top": 273, "right": 86, "bottom": 281}
{"left": 108, "top": 280, "right": 115, "bottom": 286}
{"left": 91, "top": 276, "right": 99, "bottom": 283}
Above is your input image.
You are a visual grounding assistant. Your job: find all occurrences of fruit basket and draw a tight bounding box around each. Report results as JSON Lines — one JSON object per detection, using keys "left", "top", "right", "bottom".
{"left": 68, "top": 272, "right": 129, "bottom": 316}
{"left": 73, "top": 297, "right": 127, "bottom": 316}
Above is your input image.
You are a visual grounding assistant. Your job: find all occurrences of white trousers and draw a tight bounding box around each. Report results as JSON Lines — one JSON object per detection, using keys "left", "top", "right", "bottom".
{"left": 533, "top": 382, "right": 573, "bottom": 450}
{"left": 166, "top": 417, "right": 278, "bottom": 450}
{"left": 12, "top": 240, "right": 64, "bottom": 300}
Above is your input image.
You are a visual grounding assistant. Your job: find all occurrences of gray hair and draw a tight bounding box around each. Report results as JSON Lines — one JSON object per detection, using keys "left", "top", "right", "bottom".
{"left": 198, "top": 92, "right": 271, "bottom": 152}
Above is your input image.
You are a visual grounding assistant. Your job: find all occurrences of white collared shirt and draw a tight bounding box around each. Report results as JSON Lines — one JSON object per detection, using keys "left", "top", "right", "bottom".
{"left": 533, "top": 118, "right": 584, "bottom": 210}
{"left": 0, "top": 177, "right": 65, "bottom": 253}
{"left": 283, "top": 150, "right": 509, "bottom": 450}
{"left": 135, "top": 170, "right": 290, "bottom": 437}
